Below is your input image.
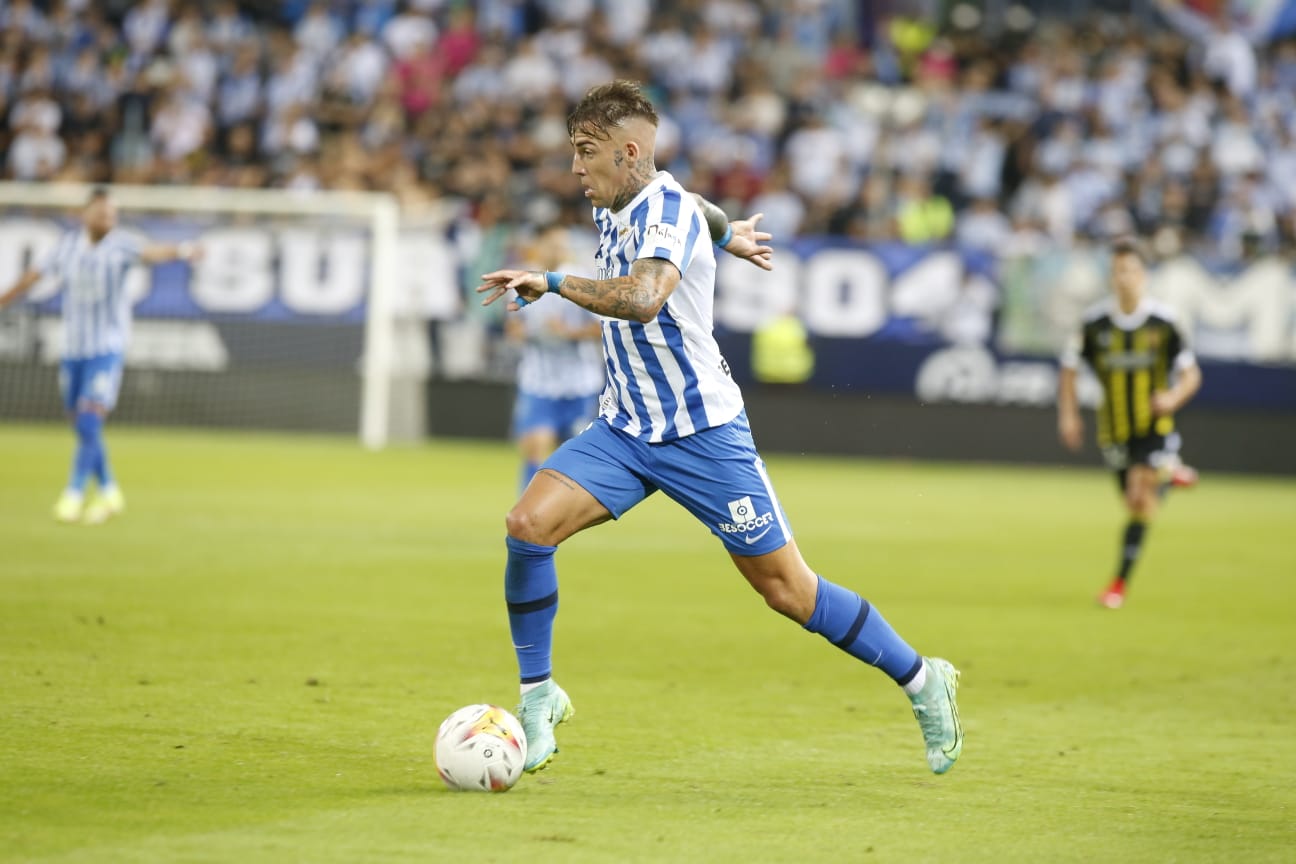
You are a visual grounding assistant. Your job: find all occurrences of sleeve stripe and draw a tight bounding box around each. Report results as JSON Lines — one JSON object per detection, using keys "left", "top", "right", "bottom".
{"left": 659, "top": 188, "right": 681, "bottom": 226}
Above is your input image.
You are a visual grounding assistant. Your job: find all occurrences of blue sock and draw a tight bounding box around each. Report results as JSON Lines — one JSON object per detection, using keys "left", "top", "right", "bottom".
{"left": 519, "top": 461, "right": 539, "bottom": 493}
{"left": 804, "top": 575, "right": 923, "bottom": 685}
{"left": 93, "top": 421, "right": 114, "bottom": 489}
{"left": 68, "top": 411, "right": 102, "bottom": 493}
{"left": 504, "top": 535, "right": 558, "bottom": 684}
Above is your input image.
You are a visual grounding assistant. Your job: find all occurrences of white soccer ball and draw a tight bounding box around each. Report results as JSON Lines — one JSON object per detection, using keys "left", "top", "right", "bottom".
{"left": 434, "top": 704, "right": 528, "bottom": 792}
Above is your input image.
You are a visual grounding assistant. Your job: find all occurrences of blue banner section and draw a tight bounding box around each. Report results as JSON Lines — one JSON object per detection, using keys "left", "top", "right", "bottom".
{"left": 717, "top": 332, "right": 1296, "bottom": 413}
{"left": 11, "top": 217, "right": 370, "bottom": 323}
{"left": 7, "top": 213, "right": 1293, "bottom": 411}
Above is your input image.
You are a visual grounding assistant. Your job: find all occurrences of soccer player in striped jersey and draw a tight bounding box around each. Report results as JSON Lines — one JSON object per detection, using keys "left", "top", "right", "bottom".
{"left": 505, "top": 223, "right": 605, "bottom": 492}
{"left": 1058, "top": 238, "right": 1203, "bottom": 608}
{"left": 478, "top": 81, "right": 963, "bottom": 777}
{"left": 0, "top": 188, "right": 201, "bottom": 524}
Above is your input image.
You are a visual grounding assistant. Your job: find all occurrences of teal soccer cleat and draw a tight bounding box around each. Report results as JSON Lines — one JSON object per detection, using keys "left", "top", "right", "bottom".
{"left": 908, "top": 657, "right": 963, "bottom": 774}
{"left": 517, "top": 679, "right": 574, "bottom": 773}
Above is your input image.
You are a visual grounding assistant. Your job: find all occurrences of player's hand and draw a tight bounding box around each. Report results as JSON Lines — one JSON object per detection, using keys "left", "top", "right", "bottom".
{"left": 477, "top": 270, "right": 546, "bottom": 311}
{"left": 721, "top": 213, "right": 774, "bottom": 271}
{"left": 1059, "top": 411, "right": 1083, "bottom": 451}
{"left": 1150, "top": 390, "right": 1177, "bottom": 417}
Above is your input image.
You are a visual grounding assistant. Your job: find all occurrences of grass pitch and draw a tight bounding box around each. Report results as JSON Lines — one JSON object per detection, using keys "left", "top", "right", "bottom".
{"left": 1, "top": 423, "right": 1293, "bottom": 863}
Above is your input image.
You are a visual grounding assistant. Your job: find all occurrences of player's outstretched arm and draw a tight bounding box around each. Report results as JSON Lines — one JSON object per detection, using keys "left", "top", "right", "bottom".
{"left": 1057, "top": 365, "right": 1084, "bottom": 451}
{"left": 140, "top": 242, "right": 203, "bottom": 266}
{"left": 693, "top": 194, "right": 774, "bottom": 271}
{"left": 478, "top": 258, "right": 680, "bottom": 323}
{"left": 0, "top": 269, "right": 42, "bottom": 310}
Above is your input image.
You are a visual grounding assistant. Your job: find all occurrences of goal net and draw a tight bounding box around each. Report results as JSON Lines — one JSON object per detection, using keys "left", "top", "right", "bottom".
{"left": 0, "top": 182, "right": 456, "bottom": 448}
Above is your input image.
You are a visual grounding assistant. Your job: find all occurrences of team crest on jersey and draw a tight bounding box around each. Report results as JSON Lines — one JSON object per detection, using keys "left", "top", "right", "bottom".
{"left": 616, "top": 222, "right": 641, "bottom": 249}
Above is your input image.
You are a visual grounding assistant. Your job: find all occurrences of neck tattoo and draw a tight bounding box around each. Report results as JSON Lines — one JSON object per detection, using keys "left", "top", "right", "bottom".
{"left": 610, "top": 159, "right": 660, "bottom": 212}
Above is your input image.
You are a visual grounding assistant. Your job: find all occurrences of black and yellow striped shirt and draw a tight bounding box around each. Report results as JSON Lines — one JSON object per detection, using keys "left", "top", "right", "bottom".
{"left": 1068, "top": 299, "right": 1190, "bottom": 447}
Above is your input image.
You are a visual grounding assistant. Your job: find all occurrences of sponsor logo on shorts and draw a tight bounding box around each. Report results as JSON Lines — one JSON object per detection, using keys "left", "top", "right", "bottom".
{"left": 718, "top": 496, "right": 776, "bottom": 543}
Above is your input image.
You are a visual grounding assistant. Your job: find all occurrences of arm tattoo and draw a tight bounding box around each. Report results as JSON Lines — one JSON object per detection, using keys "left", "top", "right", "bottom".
{"left": 692, "top": 194, "right": 730, "bottom": 243}
{"left": 557, "top": 258, "right": 677, "bottom": 323}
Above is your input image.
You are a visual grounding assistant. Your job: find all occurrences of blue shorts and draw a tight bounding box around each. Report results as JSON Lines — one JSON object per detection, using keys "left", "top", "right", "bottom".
{"left": 59, "top": 353, "right": 124, "bottom": 412}
{"left": 513, "top": 392, "right": 599, "bottom": 440}
{"left": 543, "top": 411, "right": 793, "bottom": 556}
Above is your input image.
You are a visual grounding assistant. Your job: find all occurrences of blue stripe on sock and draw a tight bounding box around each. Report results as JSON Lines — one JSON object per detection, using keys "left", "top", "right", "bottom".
{"left": 805, "top": 575, "right": 922, "bottom": 684}
{"left": 70, "top": 411, "right": 102, "bottom": 493}
{"left": 507, "top": 590, "right": 558, "bottom": 615}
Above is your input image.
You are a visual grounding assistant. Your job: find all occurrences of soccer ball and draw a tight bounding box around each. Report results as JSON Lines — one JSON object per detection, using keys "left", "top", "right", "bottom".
{"left": 434, "top": 704, "right": 528, "bottom": 792}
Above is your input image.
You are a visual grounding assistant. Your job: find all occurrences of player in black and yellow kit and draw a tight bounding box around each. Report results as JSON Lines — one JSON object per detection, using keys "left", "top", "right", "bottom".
{"left": 1057, "top": 239, "right": 1203, "bottom": 608}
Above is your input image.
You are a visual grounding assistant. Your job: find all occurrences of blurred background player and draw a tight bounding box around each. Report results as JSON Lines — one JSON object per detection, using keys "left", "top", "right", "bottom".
{"left": 0, "top": 188, "right": 201, "bottom": 524}
{"left": 505, "top": 223, "right": 604, "bottom": 492}
{"left": 1057, "top": 238, "right": 1203, "bottom": 608}
{"left": 479, "top": 81, "right": 963, "bottom": 778}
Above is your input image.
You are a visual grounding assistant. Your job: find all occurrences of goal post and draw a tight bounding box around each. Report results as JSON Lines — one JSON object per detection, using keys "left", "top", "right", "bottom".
{"left": 0, "top": 181, "right": 407, "bottom": 449}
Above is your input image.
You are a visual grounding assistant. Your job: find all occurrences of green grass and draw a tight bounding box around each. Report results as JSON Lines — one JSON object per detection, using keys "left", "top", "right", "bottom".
{"left": 1, "top": 423, "right": 1294, "bottom": 863}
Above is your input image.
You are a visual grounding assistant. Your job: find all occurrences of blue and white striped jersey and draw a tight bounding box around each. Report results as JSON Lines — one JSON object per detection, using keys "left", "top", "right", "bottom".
{"left": 591, "top": 171, "right": 744, "bottom": 442}
{"left": 517, "top": 281, "right": 605, "bottom": 399}
{"left": 38, "top": 229, "right": 143, "bottom": 360}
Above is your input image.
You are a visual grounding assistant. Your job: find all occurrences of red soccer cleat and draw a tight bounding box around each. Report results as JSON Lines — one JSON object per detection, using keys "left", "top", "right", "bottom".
{"left": 1170, "top": 463, "right": 1199, "bottom": 489}
{"left": 1097, "top": 580, "right": 1125, "bottom": 609}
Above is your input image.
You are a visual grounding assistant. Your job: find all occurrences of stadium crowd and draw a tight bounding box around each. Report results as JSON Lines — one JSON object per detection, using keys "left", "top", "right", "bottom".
{"left": 2, "top": 0, "right": 1295, "bottom": 264}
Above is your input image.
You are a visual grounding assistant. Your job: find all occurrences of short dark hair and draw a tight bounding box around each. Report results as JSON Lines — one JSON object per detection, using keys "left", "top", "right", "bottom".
{"left": 567, "top": 80, "right": 658, "bottom": 141}
{"left": 1111, "top": 236, "right": 1148, "bottom": 263}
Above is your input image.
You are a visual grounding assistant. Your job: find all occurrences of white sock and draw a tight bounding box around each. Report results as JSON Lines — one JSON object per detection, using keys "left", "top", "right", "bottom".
{"left": 902, "top": 659, "right": 928, "bottom": 696}
{"left": 519, "top": 679, "right": 548, "bottom": 696}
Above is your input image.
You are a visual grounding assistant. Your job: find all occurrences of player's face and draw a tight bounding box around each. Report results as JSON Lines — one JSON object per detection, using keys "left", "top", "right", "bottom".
{"left": 1111, "top": 252, "right": 1145, "bottom": 305}
{"left": 570, "top": 129, "right": 626, "bottom": 210}
{"left": 83, "top": 198, "right": 117, "bottom": 239}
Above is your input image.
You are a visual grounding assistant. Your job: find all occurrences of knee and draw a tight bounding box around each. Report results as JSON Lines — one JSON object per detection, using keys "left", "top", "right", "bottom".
{"left": 759, "top": 581, "right": 800, "bottom": 618}
{"left": 1125, "top": 488, "right": 1155, "bottom": 520}
{"left": 74, "top": 411, "right": 100, "bottom": 441}
{"left": 753, "top": 571, "right": 816, "bottom": 623}
{"left": 1133, "top": 495, "right": 1157, "bottom": 521}
{"left": 505, "top": 505, "right": 549, "bottom": 546}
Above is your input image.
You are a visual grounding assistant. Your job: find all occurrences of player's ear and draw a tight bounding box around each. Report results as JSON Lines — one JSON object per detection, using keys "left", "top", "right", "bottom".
{"left": 624, "top": 139, "right": 640, "bottom": 162}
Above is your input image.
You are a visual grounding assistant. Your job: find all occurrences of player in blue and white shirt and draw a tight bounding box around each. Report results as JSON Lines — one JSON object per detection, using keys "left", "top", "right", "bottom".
{"left": 0, "top": 188, "right": 201, "bottom": 524}
{"left": 506, "top": 222, "right": 605, "bottom": 491}
{"left": 477, "top": 81, "right": 964, "bottom": 778}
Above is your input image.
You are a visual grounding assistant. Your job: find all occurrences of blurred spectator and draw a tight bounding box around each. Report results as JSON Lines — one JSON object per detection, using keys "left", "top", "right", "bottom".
{"left": 216, "top": 42, "right": 262, "bottom": 131}
{"left": 784, "top": 110, "right": 850, "bottom": 204}
{"left": 383, "top": 5, "right": 437, "bottom": 60}
{"left": 294, "top": 2, "right": 344, "bottom": 64}
{"left": 748, "top": 162, "right": 806, "bottom": 240}
{"left": 957, "top": 197, "right": 1013, "bottom": 253}
{"left": 123, "top": 0, "right": 170, "bottom": 62}
{"left": 892, "top": 172, "right": 954, "bottom": 244}
{"left": 150, "top": 88, "right": 212, "bottom": 165}
{"left": 1154, "top": 0, "right": 1257, "bottom": 97}
{"left": 8, "top": 121, "right": 66, "bottom": 181}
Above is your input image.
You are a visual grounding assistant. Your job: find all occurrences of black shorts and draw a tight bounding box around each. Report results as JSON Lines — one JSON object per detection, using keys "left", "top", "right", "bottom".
{"left": 1104, "top": 432, "right": 1182, "bottom": 490}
